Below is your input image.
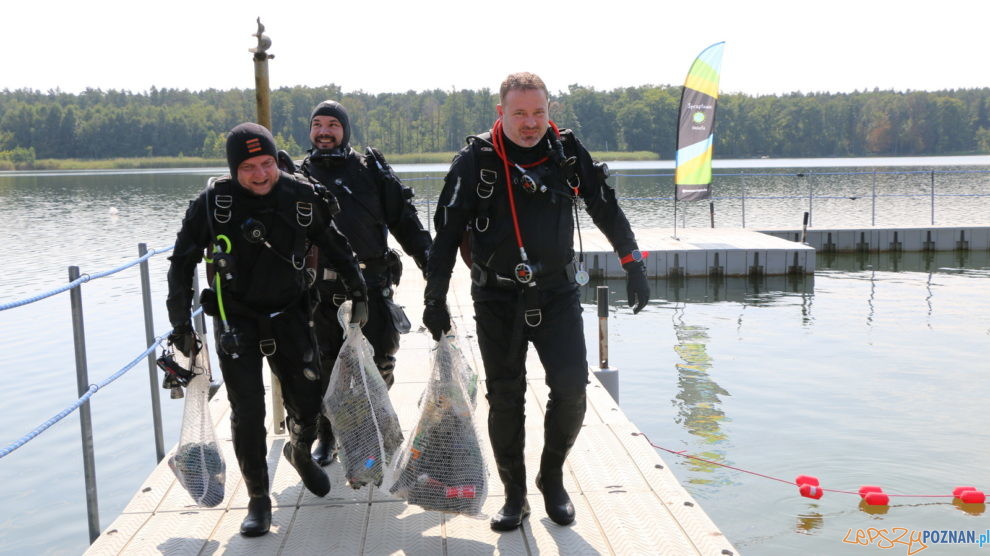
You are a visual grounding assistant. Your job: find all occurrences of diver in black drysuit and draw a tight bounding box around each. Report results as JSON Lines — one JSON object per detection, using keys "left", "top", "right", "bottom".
{"left": 166, "top": 123, "right": 367, "bottom": 537}
{"left": 297, "top": 101, "right": 432, "bottom": 466}
{"left": 423, "top": 76, "right": 650, "bottom": 532}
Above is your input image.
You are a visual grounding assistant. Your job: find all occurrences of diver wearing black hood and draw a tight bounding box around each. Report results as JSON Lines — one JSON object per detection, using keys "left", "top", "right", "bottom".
{"left": 297, "top": 100, "right": 433, "bottom": 466}
{"left": 166, "top": 122, "right": 368, "bottom": 537}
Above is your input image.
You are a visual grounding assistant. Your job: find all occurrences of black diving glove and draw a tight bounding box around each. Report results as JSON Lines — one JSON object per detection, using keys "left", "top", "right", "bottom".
{"left": 349, "top": 289, "right": 369, "bottom": 327}
{"left": 167, "top": 323, "right": 200, "bottom": 357}
{"left": 422, "top": 298, "right": 451, "bottom": 341}
{"left": 623, "top": 261, "right": 650, "bottom": 314}
{"left": 350, "top": 300, "right": 369, "bottom": 327}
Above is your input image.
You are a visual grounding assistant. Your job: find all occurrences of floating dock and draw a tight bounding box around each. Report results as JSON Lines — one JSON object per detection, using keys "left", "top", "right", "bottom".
{"left": 761, "top": 225, "right": 990, "bottom": 253}
{"left": 583, "top": 227, "right": 814, "bottom": 278}
{"left": 583, "top": 225, "right": 990, "bottom": 279}
{"left": 87, "top": 258, "right": 736, "bottom": 555}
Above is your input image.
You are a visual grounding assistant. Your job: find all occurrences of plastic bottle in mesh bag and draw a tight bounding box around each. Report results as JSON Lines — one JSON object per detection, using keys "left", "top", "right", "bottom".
{"left": 389, "top": 333, "right": 488, "bottom": 515}
{"left": 167, "top": 339, "right": 226, "bottom": 507}
{"left": 323, "top": 322, "right": 403, "bottom": 489}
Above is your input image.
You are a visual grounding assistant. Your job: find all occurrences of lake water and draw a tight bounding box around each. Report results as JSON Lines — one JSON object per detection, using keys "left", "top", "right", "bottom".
{"left": 0, "top": 158, "right": 988, "bottom": 554}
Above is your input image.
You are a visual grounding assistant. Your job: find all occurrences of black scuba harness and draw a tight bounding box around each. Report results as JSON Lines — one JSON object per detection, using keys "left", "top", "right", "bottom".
{"left": 203, "top": 176, "right": 318, "bottom": 357}
{"left": 471, "top": 120, "right": 590, "bottom": 327}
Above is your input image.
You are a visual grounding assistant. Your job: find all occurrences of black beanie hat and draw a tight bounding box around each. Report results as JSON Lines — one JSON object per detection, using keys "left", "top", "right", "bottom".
{"left": 310, "top": 100, "right": 350, "bottom": 150}
{"left": 226, "top": 122, "right": 278, "bottom": 177}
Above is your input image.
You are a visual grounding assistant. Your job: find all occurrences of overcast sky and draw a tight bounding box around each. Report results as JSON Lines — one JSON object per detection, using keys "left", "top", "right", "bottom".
{"left": 5, "top": 0, "right": 985, "bottom": 97}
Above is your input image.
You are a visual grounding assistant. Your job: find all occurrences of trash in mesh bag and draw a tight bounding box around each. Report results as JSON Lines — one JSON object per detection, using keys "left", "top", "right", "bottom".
{"left": 323, "top": 303, "right": 403, "bottom": 488}
{"left": 441, "top": 329, "right": 479, "bottom": 409}
{"left": 389, "top": 332, "right": 487, "bottom": 515}
{"left": 166, "top": 336, "right": 226, "bottom": 507}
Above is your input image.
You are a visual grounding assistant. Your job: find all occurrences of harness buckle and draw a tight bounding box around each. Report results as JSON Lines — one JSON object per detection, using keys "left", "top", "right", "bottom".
{"left": 474, "top": 216, "right": 489, "bottom": 232}
{"left": 214, "top": 194, "right": 232, "bottom": 224}
{"left": 259, "top": 339, "right": 277, "bottom": 356}
{"left": 331, "top": 293, "right": 348, "bottom": 307}
{"left": 524, "top": 308, "right": 542, "bottom": 327}
{"left": 479, "top": 169, "right": 497, "bottom": 186}
{"left": 296, "top": 201, "right": 313, "bottom": 227}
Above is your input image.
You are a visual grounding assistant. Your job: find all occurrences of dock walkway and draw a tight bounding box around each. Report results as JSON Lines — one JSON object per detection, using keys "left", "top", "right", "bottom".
{"left": 87, "top": 258, "right": 736, "bottom": 555}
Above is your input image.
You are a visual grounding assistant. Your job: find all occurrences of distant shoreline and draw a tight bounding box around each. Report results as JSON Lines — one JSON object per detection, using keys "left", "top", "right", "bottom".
{"left": 0, "top": 150, "right": 662, "bottom": 171}
{"left": 4, "top": 152, "right": 989, "bottom": 173}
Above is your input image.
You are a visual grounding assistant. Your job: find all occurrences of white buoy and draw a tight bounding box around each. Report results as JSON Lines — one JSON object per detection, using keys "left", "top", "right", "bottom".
{"left": 109, "top": 207, "right": 119, "bottom": 215}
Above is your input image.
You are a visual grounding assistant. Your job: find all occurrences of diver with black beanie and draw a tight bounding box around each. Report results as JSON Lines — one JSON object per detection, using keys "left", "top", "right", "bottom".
{"left": 166, "top": 122, "right": 367, "bottom": 536}
{"left": 294, "top": 100, "right": 432, "bottom": 466}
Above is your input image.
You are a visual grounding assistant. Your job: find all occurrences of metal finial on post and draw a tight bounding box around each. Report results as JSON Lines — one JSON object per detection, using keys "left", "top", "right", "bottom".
{"left": 249, "top": 18, "right": 274, "bottom": 131}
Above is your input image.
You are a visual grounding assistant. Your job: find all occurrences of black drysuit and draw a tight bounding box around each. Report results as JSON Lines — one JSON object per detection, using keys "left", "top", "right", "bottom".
{"left": 165, "top": 172, "right": 365, "bottom": 497}
{"left": 301, "top": 148, "right": 431, "bottom": 455}
{"left": 424, "top": 128, "right": 642, "bottom": 497}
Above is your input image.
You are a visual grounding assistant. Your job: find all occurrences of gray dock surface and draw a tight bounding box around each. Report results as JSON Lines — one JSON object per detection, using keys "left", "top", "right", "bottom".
{"left": 87, "top": 257, "right": 736, "bottom": 555}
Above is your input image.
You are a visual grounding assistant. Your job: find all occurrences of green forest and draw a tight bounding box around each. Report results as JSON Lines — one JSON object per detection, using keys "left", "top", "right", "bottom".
{"left": 2, "top": 84, "right": 989, "bottom": 168}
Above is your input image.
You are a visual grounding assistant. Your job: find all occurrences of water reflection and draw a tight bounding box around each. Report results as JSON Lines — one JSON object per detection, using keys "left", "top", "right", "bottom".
{"left": 670, "top": 308, "right": 732, "bottom": 484}
{"left": 582, "top": 274, "right": 815, "bottom": 307}
{"left": 795, "top": 512, "right": 824, "bottom": 534}
{"left": 818, "top": 249, "right": 990, "bottom": 273}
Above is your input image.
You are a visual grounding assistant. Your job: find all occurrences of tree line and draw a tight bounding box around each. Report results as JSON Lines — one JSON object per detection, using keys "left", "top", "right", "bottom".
{"left": 2, "top": 84, "right": 989, "bottom": 164}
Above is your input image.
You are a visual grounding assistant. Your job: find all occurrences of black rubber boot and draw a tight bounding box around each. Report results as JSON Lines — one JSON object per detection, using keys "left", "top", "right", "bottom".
{"left": 491, "top": 485, "right": 531, "bottom": 532}
{"left": 311, "top": 416, "right": 338, "bottom": 466}
{"left": 487, "top": 388, "right": 530, "bottom": 532}
{"left": 240, "top": 496, "right": 272, "bottom": 537}
{"left": 536, "top": 393, "right": 586, "bottom": 526}
{"left": 284, "top": 423, "right": 331, "bottom": 497}
{"left": 240, "top": 472, "right": 272, "bottom": 537}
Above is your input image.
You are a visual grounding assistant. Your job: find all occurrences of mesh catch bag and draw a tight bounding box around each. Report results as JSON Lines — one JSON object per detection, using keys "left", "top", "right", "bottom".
{"left": 323, "top": 319, "right": 404, "bottom": 489}
{"left": 388, "top": 331, "right": 487, "bottom": 515}
{"left": 167, "top": 336, "right": 226, "bottom": 507}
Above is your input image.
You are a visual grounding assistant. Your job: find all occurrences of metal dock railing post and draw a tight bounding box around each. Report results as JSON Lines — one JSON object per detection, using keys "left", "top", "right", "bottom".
{"left": 593, "top": 285, "right": 619, "bottom": 402}
{"left": 68, "top": 266, "right": 100, "bottom": 543}
{"left": 138, "top": 244, "right": 166, "bottom": 462}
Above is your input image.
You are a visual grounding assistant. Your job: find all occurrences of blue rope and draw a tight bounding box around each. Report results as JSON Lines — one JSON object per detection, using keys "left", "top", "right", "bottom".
{"left": 0, "top": 305, "right": 205, "bottom": 460}
{"left": 0, "top": 332, "right": 167, "bottom": 459}
{"left": 0, "top": 246, "right": 173, "bottom": 312}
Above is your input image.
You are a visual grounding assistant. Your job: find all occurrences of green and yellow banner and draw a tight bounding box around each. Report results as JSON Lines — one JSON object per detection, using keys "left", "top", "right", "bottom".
{"left": 675, "top": 41, "right": 725, "bottom": 201}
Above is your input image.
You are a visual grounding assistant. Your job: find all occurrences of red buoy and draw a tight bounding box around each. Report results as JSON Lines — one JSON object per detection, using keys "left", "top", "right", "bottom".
{"left": 953, "top": 486, "right": 977, "bottom": 498}
{"left": 858, "top": 485, "right": 883, "bottom": 498}
{"left": 795, "top": 475, "right": 819, "bottom": 486}
{"left": 958, "top": 490, "right": 986, "bottom": 504}
{"left": 799, "top": 483, "right": 824, "bottom": 499}
{"left": 863, "top": 491, "right": 890, "bottom": 506}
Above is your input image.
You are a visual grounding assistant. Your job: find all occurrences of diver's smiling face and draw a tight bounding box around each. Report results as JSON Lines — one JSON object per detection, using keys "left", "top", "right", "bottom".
{"left": 236, "top": 154, "right": 279, "bottom": 195}
{"left": 310, "top": 116, "right": 345, "bottom": 150}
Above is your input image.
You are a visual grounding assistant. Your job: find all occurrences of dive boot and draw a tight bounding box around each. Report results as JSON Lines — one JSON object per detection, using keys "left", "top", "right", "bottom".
{"left": 240, "top": 496, "right": 272, "bottom": 537}
{"left": 490, "top": 493, "right": 531, "bottom": 532}
{"left": 537, "top": 393, "right": 585, "bottom": 526}
{"left": 536, "top": 473, "right": 575, "bottom": 526}
{"left": 311, "top": 417, "right": 338, "bottom": 466}
{"left": 283, "top": 442, "right": 331, "bottom": 497}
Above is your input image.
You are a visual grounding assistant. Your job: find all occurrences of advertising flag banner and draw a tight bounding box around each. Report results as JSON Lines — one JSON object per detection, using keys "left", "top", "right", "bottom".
{"left": 675, "top": 41, "right": 725, "bottom": 201}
